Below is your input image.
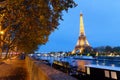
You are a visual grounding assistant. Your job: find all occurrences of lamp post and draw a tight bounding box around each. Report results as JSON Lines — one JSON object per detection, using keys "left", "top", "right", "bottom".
{"left": 0, "top": 27, "right": 4, "bottom": 58}
{"left": 0, "top": 14, "right": 4, "bottom": 58}
{"left": 0, "top": 25, "right": 4, "bottom": 58}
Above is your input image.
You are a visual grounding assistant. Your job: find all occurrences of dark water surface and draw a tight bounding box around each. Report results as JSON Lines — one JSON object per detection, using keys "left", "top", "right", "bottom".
{"left": 38, "top": 56, "right": 120, "bottom": 72}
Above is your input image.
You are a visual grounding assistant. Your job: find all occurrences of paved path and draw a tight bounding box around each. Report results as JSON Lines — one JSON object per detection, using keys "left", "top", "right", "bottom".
{"left": 0, "top": 58, "right": 29, "bottom": 80}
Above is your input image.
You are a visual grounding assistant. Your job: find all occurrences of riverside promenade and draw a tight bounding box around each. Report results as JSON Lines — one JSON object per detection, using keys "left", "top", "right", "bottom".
{"left": 0, "top": 56, "right": 77, "bottom": 80}
{"left": 0, "top": 57, "right": 29, "bottom": 80}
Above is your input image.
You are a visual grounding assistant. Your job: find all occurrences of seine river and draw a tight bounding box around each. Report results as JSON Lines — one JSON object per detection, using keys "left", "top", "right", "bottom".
{"left": 76, "top": 59, "right": 120, "bottom": 72}
{"left": 38, "top": 56, "right": 120, "bottom": 72}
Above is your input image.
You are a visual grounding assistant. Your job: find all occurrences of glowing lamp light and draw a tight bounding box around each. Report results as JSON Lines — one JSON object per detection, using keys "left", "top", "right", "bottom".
{"left": 0, "top": 31, "right": 4, "bottom": 35}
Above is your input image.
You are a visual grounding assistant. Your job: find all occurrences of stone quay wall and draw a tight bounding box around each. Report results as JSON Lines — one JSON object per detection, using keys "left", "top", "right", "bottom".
{"left": 25, "top": 56, "right": 77, "bottom": 80}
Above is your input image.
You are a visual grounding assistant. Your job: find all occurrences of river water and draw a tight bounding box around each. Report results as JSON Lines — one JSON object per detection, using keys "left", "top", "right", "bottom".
{"left": 38, "top": 56, "right": 120, "bottom": 72}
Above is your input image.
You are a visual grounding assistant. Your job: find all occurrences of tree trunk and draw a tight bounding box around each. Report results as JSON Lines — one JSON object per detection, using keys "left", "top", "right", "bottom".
{"left": 4, "top": 47, "right": 9, "bottom": 59}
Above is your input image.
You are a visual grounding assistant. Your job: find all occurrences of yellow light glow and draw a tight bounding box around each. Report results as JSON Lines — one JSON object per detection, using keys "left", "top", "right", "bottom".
{"left": 0, "top": 31, "right": 4, "bottom": 35}
{"left": 80, "top": 39, "right": 84, "bottom": 46}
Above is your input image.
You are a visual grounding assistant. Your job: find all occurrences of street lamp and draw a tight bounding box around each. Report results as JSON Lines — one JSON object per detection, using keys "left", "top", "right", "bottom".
{"left": 0, "top": 30, "right": 4, "bottom": 58}
{"left": 0, "top": 31, "right": 4, "bottom": 35}
{"left": 0, "top": 31, "right": 3, "bottom": 58}
{"left": 0, "top": 14, "right": 4, "bottom": 58}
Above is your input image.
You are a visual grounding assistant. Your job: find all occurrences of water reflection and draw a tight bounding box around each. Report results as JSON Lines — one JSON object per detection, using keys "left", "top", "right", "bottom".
{"left": 76, "top": 60, "right": 91, "bottom": 72}
{"left": 38, "top": 56, "right": 120, "bottom": 72}
{"left": 71, "top": 58, "right": 120, "bottom": 72}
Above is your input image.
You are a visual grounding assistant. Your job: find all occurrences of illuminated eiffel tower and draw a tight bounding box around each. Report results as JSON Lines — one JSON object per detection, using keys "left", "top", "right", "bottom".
{"left": 72, "top": 13, "right": 91, "bottom": 54}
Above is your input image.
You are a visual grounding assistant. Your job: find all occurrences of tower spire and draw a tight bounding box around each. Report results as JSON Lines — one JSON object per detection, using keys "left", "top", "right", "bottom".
{"left": 80, "top": 13, "right": 85, "bottom": 35}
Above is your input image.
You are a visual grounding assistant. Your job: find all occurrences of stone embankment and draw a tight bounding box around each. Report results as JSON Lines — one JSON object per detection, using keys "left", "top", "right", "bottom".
{"left": 0, "top": 56, "right": 77, "bottom": 80}
{"left": 26, "top": 56, "right": 77, "bottom": 80}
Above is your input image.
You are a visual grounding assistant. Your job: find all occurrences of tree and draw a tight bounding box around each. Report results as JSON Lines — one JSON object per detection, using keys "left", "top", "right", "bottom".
{"left": 0, "top": 0, "right": 77, "bottom": 58}
{"left": 93, "top": 46, "right": 105, "bottom": 53}
{"left": 104, "top": 46, "right": 113, "bottom": 53}
{"left": 82, "top": 46, "right": 93, "bottom": 55}
{"left": 113, "top": 46, "right": 120, "bottom": 54}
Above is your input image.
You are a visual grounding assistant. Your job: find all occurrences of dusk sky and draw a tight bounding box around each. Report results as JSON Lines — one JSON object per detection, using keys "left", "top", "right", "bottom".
{"left": 38, "top": 0, "right": 120, "bottom": 52}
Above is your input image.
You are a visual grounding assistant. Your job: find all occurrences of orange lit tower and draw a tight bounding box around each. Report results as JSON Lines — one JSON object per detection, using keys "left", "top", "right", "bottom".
{"left": 72, "top": 13, "right": 91, "bottom": 54}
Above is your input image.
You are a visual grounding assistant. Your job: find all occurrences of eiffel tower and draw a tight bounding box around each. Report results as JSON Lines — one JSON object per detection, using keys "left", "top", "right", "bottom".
{"left": 72, "top": 13, "right": 91, "bottom": 54}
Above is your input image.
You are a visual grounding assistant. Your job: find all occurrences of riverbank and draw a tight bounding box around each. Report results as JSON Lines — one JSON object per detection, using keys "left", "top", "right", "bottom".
{"left": 0, "top": 58, "right": 29, "bottom": 80}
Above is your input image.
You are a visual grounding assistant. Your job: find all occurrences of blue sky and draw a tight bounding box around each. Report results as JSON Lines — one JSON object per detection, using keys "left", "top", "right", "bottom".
{"left": 38, "top": 0, "right": 120, "bottom": 52}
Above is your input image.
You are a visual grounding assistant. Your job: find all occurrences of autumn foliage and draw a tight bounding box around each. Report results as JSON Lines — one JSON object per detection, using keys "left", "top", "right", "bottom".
{"left": 0, "top": 0, "right": 76, "bottom": 55}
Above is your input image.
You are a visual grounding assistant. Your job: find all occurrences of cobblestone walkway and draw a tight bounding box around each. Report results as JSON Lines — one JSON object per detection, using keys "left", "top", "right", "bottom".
{"left": 0, "top": 58, "right": 29, "bottom": 80}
